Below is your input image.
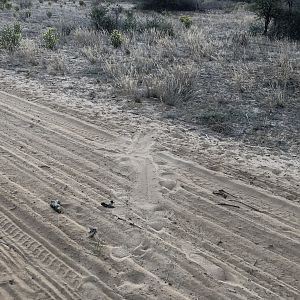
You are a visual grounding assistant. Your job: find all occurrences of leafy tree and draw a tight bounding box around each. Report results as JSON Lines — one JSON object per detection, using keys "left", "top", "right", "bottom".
{"left": 252, "top": 0, "right": 282, "bottom": 34}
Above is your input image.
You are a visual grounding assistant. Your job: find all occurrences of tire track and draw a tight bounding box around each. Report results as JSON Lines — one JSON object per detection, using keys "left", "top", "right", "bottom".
{"left": 0, "top": 135, "right": 298, "bottom": 298}
{"left": 0, "top": 194, "right": 124, "bottom": 300}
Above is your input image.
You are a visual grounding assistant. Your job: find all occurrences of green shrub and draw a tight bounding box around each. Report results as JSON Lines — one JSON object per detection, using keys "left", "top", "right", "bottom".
{"left": 46, "top": 11, "right": 52, "bottom": 18}
{"left": 251, "top": 0, "right": 281, "bottom": 34}
{"left": 0, "top": 23, "right": 22, "bottom": 51}
{"left": 90, "top": 5, "right": 116, "bottom": 32}
{"left": 179, "top": 15, "right": 192, "bottom": 28}
{"left": 270, "top": 9, "right": 300, "bottom": 40}
{"left": 110, "top": 29, "right": 122, "bottom": 48}
{"left": 250, "top": 0, "right": 300, "bottom": 40}
{"left": 5, "top": 2, "right": 12, "bottom": 9}
{"left": 139, "top": 0, "right": 202, "bottom": 11}
{"left": 79, "top": 0, "right": 85, "bottom": 6}
{"left": 42, "top": 28, "right": 58, "bottom": 50}
{"left": 0, "top": 0, "right": 7, "bottom": 10}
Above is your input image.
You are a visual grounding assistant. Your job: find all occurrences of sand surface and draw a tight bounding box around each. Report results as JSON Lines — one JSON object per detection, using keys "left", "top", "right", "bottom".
{"left": 0, "top": 90, "right": 299, "bottom": 300}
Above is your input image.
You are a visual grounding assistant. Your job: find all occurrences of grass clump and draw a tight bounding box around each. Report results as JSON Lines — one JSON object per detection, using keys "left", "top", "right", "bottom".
{"left": 0, "top": 23, "right": 22, "bottom": 51}
{"left": 197, "top": 110, "right": 236, "bottom": 135}
{"left": 149, "top": 66, "right": 199, "bottom": 106}
{"left": 143, "top": 15, "right": 174, "bottom": 36}
{"left": 42, "top": 28, "right": 58, "bottom": 50}
{"left": 18, "top": 0, "right": 32, "bottom": 9}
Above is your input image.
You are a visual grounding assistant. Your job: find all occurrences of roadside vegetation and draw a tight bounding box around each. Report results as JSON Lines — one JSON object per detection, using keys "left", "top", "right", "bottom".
{"left": 0, "top": 0, "right": 299, "bottom": 152}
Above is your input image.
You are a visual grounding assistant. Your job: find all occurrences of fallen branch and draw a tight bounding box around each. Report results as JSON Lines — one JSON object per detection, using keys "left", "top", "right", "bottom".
{"left": 217, "top": 203, "right": 240, "bottom": 208}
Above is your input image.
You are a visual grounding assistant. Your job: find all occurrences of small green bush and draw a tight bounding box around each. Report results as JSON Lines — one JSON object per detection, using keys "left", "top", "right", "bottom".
{"left": 42, "top": 28, "right": 58, "bottom": 50}
{"left": 90, "top": 5, "right": 116, "bottom": 32}
{"left": 46, "top": 11, "right": 52, "bottom": 18}
{"left": 179, "top": 15, "right": 192, "bottom": 28}
{"left": 139, "top": 0, "right": 202, "bottom": 11}
{"left": 251, "top": 0, "right": 281, "bottom": 34}
{"left": 110, "top": 30, "right": 122, "bottom": 48}
{"left": 79, "top": 0, "right": 85, "bottom": 6}
{"left": 5, "top": 2, "right": 12, "bottom": 9}
{"left": 0, "top": 23, "right": 22, "bottom": 51}
{"left": 0, "top": 0, "right": 7, "bottom": 10}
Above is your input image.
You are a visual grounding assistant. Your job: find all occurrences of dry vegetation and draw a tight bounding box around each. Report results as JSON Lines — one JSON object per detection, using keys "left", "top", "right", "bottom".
{"left": 0, "top": 0, "right": 299, "bottom": 152}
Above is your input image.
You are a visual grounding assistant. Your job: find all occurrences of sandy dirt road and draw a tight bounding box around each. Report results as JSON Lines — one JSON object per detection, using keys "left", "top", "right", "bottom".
{"left": 0, "top": 90, "right": 299, "bottom": 300}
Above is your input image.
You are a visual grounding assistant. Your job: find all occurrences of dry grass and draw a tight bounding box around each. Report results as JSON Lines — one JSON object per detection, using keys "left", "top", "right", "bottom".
{"left": 46, "top": 52, "right": 68, "bottom": 75}
{"left": 13, "top": 38, "right": 40, "bottom": 65}
{"left": 0, "top": 0, "right": 299, "bottom": 151}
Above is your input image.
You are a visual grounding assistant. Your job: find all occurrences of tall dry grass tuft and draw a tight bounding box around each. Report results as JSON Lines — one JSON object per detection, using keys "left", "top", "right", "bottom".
{"left": 46, "top": 52, "right": 68, "bottom": 75}
{"left": 13, "top": 38, "right": 40, "bottom": 65}
{"left": 73, "top": 28, "right": 106, "bottom": 47}
{"left": 182, "top": 28, "right": 216, "bottom": 60}
{"left": 146, "top": 65, "right": 199, "bottom": 106}
{"left": 276, "top": 41, "right": 294, "bottom": 90}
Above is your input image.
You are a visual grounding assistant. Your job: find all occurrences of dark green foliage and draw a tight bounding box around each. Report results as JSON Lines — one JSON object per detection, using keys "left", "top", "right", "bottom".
{"left": 251, "top": 0, "right": 300, "bottom": 40}
{"left": 90, "top": 5, "right": 116, "bottom": 32}
{"left": 42, "top": 27, "right": 59, "bottom": 50}
{"left": 0, "top": 0, "right": 8, "bottom": 10}
{"left": 271, "top": 8, "right": 300, "bottom": 40}
{"left": 5, "top": 2, "right": 11, "bottom": 9}
{"left": 0, "top": 23, "right": 22, "bottom": 51}
{"left": 139, "top": 0, "right": 202, "bottom": 11}
{"left": 90, "top": 6, "right": 174, "bottom": 36}
{"left": 251, "top": 0, "right": 282, "bottom": 34}
{"left": 79, "top": 0, "right": 86, "bottom": 6}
